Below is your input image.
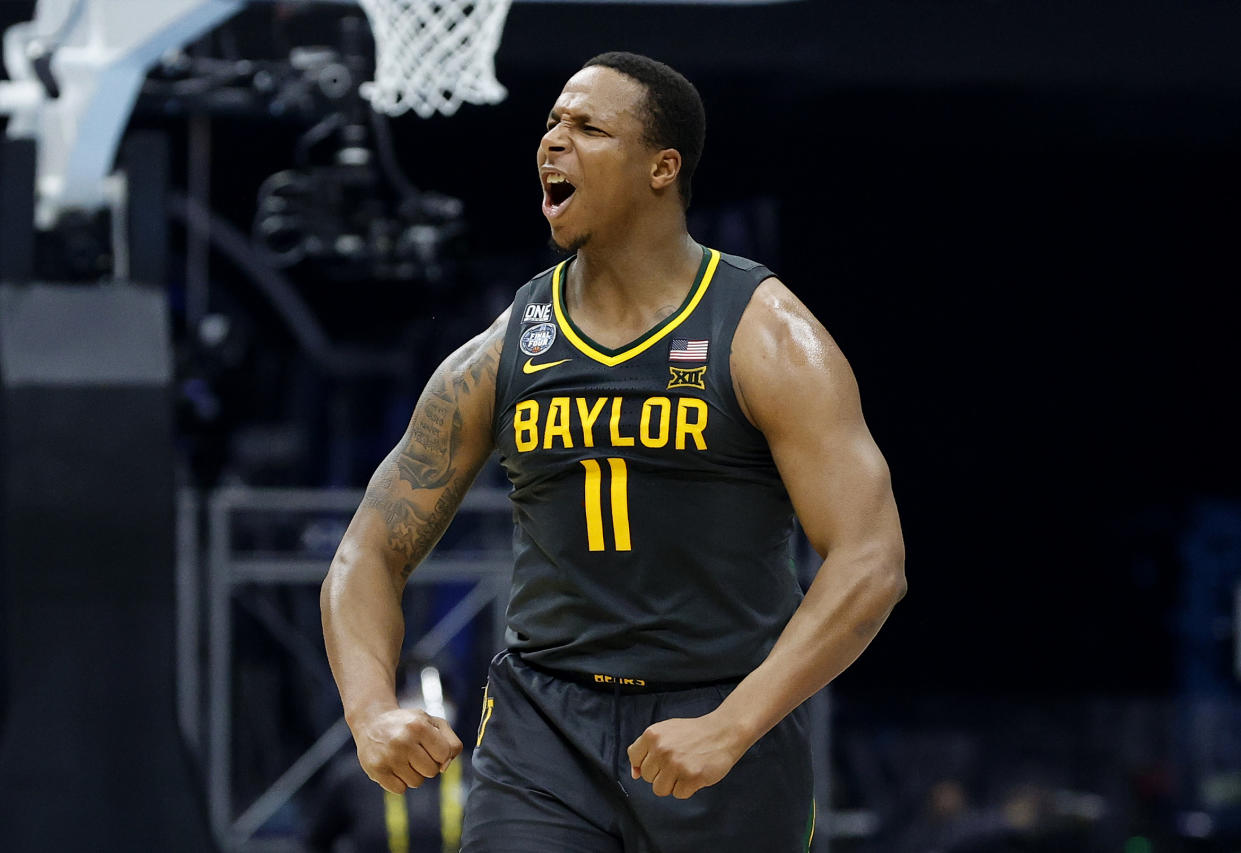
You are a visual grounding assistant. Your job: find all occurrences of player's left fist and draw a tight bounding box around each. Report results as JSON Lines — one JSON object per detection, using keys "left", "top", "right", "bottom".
{"left": 626, "top": 711, "right": 747, "bottom": 799}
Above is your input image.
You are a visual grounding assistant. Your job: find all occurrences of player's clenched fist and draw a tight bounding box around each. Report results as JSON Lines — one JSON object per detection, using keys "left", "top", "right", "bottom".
{"left": 626, "top": 712, "right": 748, "bottom": 800}
{"left": 352, "top": 707, "right": 463, "bottom": 794}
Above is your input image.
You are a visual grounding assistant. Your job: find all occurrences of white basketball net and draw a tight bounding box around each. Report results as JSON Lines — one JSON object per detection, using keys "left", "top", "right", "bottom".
{"left": 357, "top": 0, "right": 512, "bottom": 119}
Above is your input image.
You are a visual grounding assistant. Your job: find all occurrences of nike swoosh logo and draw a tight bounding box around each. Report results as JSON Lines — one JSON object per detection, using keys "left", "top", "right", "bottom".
{"left": 523, "top": 357, "right": 571, "bottom": 374}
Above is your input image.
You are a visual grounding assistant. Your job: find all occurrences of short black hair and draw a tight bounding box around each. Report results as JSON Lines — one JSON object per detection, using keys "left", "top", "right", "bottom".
{"left": 582, "top": 52, "right": 705, "bottom": 209}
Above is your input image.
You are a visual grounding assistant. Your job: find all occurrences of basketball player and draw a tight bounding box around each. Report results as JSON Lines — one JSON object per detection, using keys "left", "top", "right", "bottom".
{"left": 322, "top": 52, "right": 906, "bottom": 852}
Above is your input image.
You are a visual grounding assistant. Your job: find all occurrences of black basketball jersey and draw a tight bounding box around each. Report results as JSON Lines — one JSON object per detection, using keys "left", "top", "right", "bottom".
{"left": 491, "top": 246, "right": 801, "bottom": 682}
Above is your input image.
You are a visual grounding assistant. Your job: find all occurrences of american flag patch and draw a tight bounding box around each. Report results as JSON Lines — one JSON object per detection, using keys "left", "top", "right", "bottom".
{"left": 669, "top": 338, "right": 709, "bottom": 362}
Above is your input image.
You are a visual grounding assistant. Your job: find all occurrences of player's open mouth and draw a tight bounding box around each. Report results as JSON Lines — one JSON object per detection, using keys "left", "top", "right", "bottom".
{"left": 542, "top": 172, "right": 577, "bottom": 218}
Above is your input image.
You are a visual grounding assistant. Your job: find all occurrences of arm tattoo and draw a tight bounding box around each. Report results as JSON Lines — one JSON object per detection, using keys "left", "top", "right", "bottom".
{"left": 382, "top": 476, "right": 470, "bottom": 584}
{"left": 398, "top": 386, "right": 461, "bottom": 490}
{"left": 361, "top": 336, "right": 501, "bottom": 581}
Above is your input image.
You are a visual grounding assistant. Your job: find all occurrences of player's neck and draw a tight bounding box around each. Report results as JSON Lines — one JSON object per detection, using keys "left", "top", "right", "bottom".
{"left": 568, "top": 226, "right": 701, "bottom": 328}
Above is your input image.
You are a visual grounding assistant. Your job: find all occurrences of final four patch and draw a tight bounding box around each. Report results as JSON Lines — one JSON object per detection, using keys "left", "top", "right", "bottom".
{"left": 519, "top": 322, "right": 557, "bottom": 356}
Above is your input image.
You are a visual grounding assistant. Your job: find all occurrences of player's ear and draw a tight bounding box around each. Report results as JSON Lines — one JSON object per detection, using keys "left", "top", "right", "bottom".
{"left": 650, "top": 148, "right": 681, "bottom": 192}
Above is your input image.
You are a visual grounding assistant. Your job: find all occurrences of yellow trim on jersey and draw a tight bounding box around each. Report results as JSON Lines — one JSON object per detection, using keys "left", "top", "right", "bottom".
{"left": 551, "top": 248, "right": 721, "bottom": 367}
{"left": 475, "top": 685, "right": 495, "bottom": 747}
{"left": 807, "top": 799, "right": 816, "bottom": 850}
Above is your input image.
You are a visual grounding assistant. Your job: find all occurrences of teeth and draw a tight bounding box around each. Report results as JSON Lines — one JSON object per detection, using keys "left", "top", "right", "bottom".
{"left": 547, "top": 173, "right": 566, "bottom": 184}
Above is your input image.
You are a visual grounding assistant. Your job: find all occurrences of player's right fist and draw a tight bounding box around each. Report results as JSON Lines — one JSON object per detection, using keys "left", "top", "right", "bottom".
{"left": 352, "top": 707, "right": 464, "bottom": 794}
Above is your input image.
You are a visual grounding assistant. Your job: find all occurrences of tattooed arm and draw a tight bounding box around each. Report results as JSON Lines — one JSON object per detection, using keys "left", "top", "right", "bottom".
{"left": 321, "top": 307, "right": 509, "bottom": 794}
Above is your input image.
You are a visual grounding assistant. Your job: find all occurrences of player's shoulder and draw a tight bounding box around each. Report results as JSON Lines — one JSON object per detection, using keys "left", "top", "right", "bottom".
{"left": 522, "top": 258, "right": 565, "bottom": 288}
{"left": 713, "top": 249, "right": 769, "bottom": 275}
{"left": 444, "top": 302, "right": 510, "bottom": 377}
{"left": 734, "top": 273, "right": 836, "bottom": 374}
{"left": 708, "top": 249, "right": 780, "bottom": 293}
{"left": 500, "top": 260, "right": 564, "bottom": 334}
{"left": 505, "top": 258, "right": 567, "bottom": 318}
{"left": 701, "top": 248, "right": 819, "bottom": 353}
{"left": 731, "top": 275, "right": 855, "bottom": 430}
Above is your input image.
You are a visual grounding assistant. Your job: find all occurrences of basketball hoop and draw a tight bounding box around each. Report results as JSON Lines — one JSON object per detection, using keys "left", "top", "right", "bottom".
{"left": 356, "top": 0, "right": 512, "bottom": 119}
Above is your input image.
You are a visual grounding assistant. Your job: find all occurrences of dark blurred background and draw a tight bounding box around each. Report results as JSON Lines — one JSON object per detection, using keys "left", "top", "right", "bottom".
{"left": 1, "top": 1, "right": 1239, "bottom": 851}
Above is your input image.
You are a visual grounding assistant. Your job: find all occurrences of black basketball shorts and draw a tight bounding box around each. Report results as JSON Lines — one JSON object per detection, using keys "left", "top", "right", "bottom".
{"left": 460, "top": 651, "right": 814, "bottom": 853}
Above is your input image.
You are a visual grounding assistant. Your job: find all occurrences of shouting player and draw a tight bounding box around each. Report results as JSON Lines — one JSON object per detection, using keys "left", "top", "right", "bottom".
{"left": 322, "top": 51, "right": 906, "bottom": 852}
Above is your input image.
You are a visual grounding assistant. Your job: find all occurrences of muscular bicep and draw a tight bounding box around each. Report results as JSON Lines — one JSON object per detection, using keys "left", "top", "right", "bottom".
{"left": 347, "top": 307, "right": 509, "bottom": 588}
{"left": 734, "top": 281, "right": 902, "bottom": 562}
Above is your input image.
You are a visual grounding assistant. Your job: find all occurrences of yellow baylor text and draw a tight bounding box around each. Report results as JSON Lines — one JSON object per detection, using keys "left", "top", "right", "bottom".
{"left": 513, "top": 396, "right": 708, "bottom": 452}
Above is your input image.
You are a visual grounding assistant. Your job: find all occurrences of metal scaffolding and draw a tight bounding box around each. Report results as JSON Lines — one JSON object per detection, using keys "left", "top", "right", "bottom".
{"left": 177, "top": 484, "right": 512, "bottom": 851}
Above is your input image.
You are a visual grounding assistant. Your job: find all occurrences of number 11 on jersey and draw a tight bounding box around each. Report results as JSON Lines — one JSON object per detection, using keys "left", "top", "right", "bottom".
{"left": 579, "top": 458, "right": 631, "bottom": 551}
